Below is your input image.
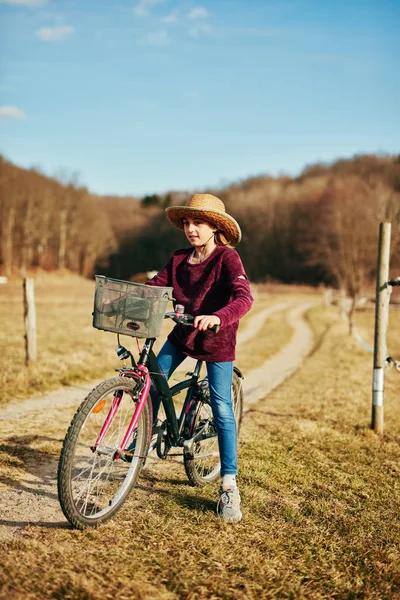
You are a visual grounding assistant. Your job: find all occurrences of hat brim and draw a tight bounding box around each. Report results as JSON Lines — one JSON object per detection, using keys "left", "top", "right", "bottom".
{"left": 165, "top": 206, "right": 242, "bottom": 246}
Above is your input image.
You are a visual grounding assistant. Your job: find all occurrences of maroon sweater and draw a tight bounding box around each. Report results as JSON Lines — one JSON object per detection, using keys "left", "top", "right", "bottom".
{"left": 147, "top": 246, "right": 253, "bottom": 362}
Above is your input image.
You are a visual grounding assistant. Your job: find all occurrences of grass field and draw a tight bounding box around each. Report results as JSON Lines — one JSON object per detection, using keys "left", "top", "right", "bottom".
{"left": 0, "top": 274, "right": 117, "bottom": 404}
{"left": 0, "top": 281, "right": 400, "bottom": 600}
{"left": 1, "top": 278, "right": 399, "bottom": 599}
{"left": 0, "top": 275, "right": 305, "bottom": 404}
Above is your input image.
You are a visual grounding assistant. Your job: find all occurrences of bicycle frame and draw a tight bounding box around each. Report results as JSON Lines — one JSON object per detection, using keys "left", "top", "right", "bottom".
{"left": 92, "top": 366, "right": 148, "bottom": 455}
{"left": 142, "top": 337, "right": 204, "bottom": 446}
{"left": 94, "top": 336, "right": 204, "bottom": 456}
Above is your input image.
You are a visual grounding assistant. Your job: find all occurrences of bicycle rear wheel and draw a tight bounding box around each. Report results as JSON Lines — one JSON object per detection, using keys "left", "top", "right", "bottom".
{"left": 232, "top": 367, "right": 244, "bottom": 431}
{"left": 184, "top": 369, "right": 244, "bottom": 487}
{"left": 58, "top": 376, "right": 151, "bottom": 529}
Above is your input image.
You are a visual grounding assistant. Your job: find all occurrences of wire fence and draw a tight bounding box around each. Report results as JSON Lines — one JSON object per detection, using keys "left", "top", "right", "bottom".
{"left": 323, "top": 278, "right": 400, "bottom": 372}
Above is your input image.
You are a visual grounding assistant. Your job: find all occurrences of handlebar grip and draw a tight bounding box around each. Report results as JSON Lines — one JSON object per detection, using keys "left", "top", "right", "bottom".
{"left": 186, "top": 315, "right": 220, "bottom": 334}
{"left": 166, "top": 312, "right": 220, "bottom": 333}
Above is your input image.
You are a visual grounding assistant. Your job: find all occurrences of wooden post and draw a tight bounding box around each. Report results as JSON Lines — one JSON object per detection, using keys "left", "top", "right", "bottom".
{"left": 24, "top": 277, "right": 37, "bottom": 365}
{"left": 371, "top": 222, "right": 391, "bottom": 434}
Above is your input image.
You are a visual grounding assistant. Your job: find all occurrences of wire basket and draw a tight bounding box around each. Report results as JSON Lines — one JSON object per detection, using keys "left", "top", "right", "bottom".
{"left": 93, "top": 275, "right": 173, "bottom": 338}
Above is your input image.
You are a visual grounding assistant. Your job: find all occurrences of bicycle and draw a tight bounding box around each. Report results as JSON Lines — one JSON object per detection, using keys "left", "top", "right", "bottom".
{"left": 57, "top": 276, "right": 244, "bottom": 529}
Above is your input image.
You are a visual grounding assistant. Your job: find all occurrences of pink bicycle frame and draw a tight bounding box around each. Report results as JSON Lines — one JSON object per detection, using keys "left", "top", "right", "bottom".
{"left": 92, "top": 364, "right": 152, "bottom": 456}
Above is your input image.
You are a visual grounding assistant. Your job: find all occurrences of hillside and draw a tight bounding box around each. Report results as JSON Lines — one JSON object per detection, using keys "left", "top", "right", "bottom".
{"left": 1, "top": 153, "right": 399, "bottom": 287}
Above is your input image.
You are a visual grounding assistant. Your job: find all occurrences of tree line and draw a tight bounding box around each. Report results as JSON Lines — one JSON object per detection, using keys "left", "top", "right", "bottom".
{"left": 1, "top": 154, "right": 399, "bottom": 298}
{"left": 0, "top": 158, "right": 116, "bottom": 278}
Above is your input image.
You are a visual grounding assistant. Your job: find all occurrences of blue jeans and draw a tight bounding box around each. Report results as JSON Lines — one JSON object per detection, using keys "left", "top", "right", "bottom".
{"left": 151, "top": 339, "right": 238, "bottom": 476}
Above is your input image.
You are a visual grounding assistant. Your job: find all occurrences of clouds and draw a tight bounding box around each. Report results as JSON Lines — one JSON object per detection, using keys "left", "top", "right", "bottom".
{"left": 138, "top": 30, "right": 169, "bottom": 46}
{"left": 35, "top": 25, "right": 74, "bottom": 41}
{"left": 0, "top": 0, "right": 47, "bottom": 6}
{"left": 2, "top": 0, "right": 74, "bottom": 42}
{"left": 189, "top": 24, "right": 212, "bottom": 38}
{"left": 2, "top": 0, "right": 74, "bottom": 40}
{"left": 161, "top": 12, "right": 178, "bottom": 24}
{"left": 133, "top": 0, "right": 164, "bottom": 17}
{"left": 134, "top": 3, "right": 213, "bottom": 46}
{"left": 133, "top": 1, "right": 211, "bottom": 26}
{"left": 162, "top": 4, "right": 210, "bottom": 24}
{"left": 188, "top": 7, "right": 209, "bottom": 19}
{"left": 0, "top": 106, "right": 26, "bottom": 120}
{"left": 187, "top": 6, "right": 212, "bottom": 37}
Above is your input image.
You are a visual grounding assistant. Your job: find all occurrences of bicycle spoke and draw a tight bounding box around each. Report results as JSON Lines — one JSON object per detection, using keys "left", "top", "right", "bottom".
{"left": 58, "top": 377, "right": 151, "bottom": 527}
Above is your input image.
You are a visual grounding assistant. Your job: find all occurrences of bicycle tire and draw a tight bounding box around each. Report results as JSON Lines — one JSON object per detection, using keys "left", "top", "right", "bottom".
{"left": 232, "top": 367, "right": 244, "bottom": 432}
{"left": 57, "top": 376, "right": 151, "bottom": 529}
{"left": 184, "top": 369, "right": 244, "bottom": 487}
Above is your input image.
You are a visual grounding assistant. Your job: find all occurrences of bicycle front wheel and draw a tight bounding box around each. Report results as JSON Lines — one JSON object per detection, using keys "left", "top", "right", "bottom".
{"left": 184, "top": 369, "right": 244, "bottom": 487}
{"left": 58, "top": 376, "right": 151, "bottom": 529}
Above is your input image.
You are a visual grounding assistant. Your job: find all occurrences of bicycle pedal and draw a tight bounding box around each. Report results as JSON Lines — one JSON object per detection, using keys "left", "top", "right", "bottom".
{"left": 120, "top": 450, "right": 134, "bottom": 463}
{"left": 183, "top": 438, "right": 194, "bottom": 460}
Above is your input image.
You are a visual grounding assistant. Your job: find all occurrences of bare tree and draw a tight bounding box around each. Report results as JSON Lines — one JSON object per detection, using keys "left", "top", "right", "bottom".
{"left": 1, "top": 153, "right": 398, "bottom": 285}
{"left": 0, "top": 160, "right": 17, "bottom": 276}
{"left": 315, "top": 176, "right": 386, "bottom": 332}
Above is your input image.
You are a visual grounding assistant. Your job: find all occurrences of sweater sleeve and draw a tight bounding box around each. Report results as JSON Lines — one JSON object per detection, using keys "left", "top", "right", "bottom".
{"left": 145, "top": 257, "right": 172, "bottom": 287}
{"left": 213, "top": 250, "right": 254, "bottom": 328}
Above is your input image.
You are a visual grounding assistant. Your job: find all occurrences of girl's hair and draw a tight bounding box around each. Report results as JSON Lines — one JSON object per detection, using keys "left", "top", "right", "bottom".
{"left": 182, "top": 216, "right": 233, "bottom": 248}
{"left": 214, "top": 230, "right": 232, "bottom": 248}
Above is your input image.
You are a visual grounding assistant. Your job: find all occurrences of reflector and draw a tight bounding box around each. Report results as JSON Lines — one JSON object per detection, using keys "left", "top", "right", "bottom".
{"left": 92, "top": 399, "right": 106, "bottom": 414}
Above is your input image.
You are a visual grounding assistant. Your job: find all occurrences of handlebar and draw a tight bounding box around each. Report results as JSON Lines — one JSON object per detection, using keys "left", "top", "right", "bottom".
{"left": 164, "top": 311, "right": 220, "bottom": 334}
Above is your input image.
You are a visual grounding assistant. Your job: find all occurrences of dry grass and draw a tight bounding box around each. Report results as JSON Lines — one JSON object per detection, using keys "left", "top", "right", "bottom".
{"left": 1, "top": 296, "right": 400, "bottom": 599}
{"left": 0, "top": 275, "right": 184, "bottom": 404}
{"left": 236, "top": 305, "right": 294, "bottom": 373}
{"left": 0, "top": 275, "right": 117, "bottom": 404}
{"left": 0, "top": 276, "right": 306, "bottom": 405}
{"left": 352, "top": 302, "right": 400, "bottom": 360}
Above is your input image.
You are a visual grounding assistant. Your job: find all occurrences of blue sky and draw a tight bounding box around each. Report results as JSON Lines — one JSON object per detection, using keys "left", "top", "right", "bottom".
{"left": 0, "top": 0, "right": 399, "bottom": 196}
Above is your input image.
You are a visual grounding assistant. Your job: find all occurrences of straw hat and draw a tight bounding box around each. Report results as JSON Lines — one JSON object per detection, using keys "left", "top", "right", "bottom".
{"left": 165, "top": 193, "right": 242, "bottom": 246}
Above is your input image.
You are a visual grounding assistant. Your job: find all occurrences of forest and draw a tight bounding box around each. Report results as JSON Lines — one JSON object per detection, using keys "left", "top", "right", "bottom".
{"left": 1, "top": 153, "right": 399, "bottom": 299}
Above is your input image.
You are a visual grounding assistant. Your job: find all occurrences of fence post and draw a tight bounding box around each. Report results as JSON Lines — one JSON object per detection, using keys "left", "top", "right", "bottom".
{"left": 371, "top": 222, "right": 391, "bottom": 434}
{"left": 24, "top": 277, "right": 37, "bottom": 365}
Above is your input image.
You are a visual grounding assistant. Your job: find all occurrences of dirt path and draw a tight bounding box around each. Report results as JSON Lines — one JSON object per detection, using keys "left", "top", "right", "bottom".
{"left": 0, "top": 300, "right": 314, "bottom": 542}
{"left": 243, "top": 302, "right": 315, "bottom": 406}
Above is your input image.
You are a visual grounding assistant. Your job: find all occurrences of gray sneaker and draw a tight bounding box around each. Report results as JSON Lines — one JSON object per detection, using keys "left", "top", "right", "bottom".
{"left": 217, "top": 487, "right": 242, "bottom": 523}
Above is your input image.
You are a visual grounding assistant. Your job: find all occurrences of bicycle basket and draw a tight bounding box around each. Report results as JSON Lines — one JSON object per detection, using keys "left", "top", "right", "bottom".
{"left": 93, "top": 275, "right": 173, "bottom": 338}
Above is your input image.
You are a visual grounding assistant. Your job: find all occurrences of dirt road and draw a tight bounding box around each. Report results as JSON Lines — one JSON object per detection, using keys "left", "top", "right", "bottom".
{"left": 0, "top": 300, "right": 314, "bottom": 542}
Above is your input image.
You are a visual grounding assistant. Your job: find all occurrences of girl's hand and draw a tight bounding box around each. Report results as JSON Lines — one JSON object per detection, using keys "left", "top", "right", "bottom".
{"left": 194, "top": 315, "right": 221, "bottom": 331}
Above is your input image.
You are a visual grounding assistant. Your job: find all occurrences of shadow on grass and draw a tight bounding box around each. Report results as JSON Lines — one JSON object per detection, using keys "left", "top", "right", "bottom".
{"left": 1, "top": 434, "right": 216, "bottom": 532}
{"left": 171, "top": 492, "right": 216, "bottom": 513}
{"left": 137, "top": 481, "right": 216, "bottom": 513}
{"left": 0, "top": 519, "right": 69, "bottom": 530}
{"left": 138, "top": 470, "right": 216, "bottom": 513}
{"left": 245, "top": 408, "right": 342, "bottom": 430}
{"left": 140, "top": 472, "right": 188, "bottom": 486}
{"left": 245, "top": 409, "right": 298, "bottom": 419}
{"left": 0, "top": 434, "right": 60, "bottom": 500}
{"left": 354, "top": 424, "right": 371, "bottom": 433}
{"left": 307, "top": 321, "right": 335, "bottom": 357}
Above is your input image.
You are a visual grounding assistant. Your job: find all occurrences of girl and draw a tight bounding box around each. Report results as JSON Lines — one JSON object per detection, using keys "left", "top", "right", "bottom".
{"left": 146, "top": 193, "right": 253, "bottom": 523}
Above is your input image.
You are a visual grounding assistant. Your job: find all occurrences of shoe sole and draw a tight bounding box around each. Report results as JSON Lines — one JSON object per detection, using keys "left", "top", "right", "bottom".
{"left": 218, "top": 511, "right": 243, "bottom": 523}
